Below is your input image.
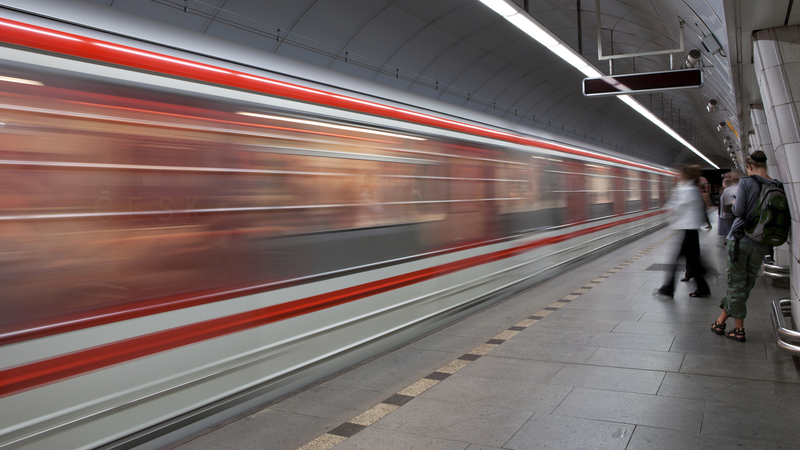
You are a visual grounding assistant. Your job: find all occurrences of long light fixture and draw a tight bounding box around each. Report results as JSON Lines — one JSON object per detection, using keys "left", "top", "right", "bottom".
{"left": 479, "top": 0, "right": 719, "bottom": 169}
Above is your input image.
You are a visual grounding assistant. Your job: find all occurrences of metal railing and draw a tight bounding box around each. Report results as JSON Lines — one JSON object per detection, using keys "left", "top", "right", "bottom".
{"left": 770, "top": 299, "right": 800, "bottom": 356}
{"left": 763, "top": 255, "right": 790, "bottom": 279}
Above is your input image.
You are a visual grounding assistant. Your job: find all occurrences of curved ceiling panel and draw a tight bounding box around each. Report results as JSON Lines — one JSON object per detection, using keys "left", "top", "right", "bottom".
{"left": 77, "top": 0, "right": 740, "bottom": 168}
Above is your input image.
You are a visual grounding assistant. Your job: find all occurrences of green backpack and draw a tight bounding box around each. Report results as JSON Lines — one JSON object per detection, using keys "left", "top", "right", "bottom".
{"left": 743, "top": 176, "right": 791, "bottom": 246}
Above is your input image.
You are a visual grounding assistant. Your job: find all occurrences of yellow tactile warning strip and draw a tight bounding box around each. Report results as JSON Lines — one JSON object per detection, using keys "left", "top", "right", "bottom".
{"left": 296, "top": 232, "right": 677, "bottom": 450}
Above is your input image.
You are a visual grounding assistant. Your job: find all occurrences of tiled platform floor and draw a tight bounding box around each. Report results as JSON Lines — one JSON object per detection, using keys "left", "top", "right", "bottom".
{"left": 171, "top": 226, "right": 800, "bottom": 450}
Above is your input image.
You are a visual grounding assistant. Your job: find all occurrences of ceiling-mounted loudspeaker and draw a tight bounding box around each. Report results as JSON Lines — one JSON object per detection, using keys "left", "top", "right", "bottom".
{"left": 723, "top": 137, "right": 731, "bottom": 144}
{"left": 707, "top": 99, "right": 719, "bottom": 112}
{"left": 686, "top": 49, "right": 701, "bottom": 68}
{"left": 717, "top": 122, "right": 727, "bottom": 132}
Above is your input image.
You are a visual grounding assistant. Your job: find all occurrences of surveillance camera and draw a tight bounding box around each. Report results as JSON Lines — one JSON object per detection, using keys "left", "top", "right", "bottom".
{"left": 707, "top": 99, "right": 718, "bottom": 112}
{"left": 686, "top": 49, "right": 701, "bottom": 68}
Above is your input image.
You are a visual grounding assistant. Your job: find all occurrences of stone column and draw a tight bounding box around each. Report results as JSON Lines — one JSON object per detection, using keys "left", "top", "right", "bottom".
{"left": 749, "top": 129, "right": 760, "bottom": 153}
{"left": 750, "top": 104, "right": 790, "bottom": 272}
{"left": 753, "top": 25, "right": 800, "bottom": 320}
{"left": 751, "top": 105, "right": 779, "bottom": 177}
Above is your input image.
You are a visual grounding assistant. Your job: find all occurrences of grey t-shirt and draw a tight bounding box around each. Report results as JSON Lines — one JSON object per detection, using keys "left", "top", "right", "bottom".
{"left": 726, "top": 175, "right": 783, "bottom": 252}
{"left": 719, "top": 184, "right": 737, "bottom": 219}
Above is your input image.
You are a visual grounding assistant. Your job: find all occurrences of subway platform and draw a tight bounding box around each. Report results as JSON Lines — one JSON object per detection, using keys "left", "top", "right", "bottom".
{"left": 171, "top": 226, "right": 799, "bottom": 450}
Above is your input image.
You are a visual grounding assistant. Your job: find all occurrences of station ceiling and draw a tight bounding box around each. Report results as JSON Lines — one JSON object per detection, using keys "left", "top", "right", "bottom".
{"left": 28, "top": 0, "right": 800, "bottom": 169}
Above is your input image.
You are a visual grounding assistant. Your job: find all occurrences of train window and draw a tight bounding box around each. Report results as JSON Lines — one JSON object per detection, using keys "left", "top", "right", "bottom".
{"left": 611, "top": 166, "right": 626, "bottom": 215}
{"left": 650, "top": 173, "right": 660, "bottom": 205}
{"left": 663, "top": 176, "right": 675, "bottom": 204}
{"left": 586, "top": 164, "right": 613, "bottom": 218}
{"left": 498, "top": 155, "right": 532, "bottom": 215}
{"left": 539, "top": 158, "right": 564, "bottom": 204}
{"left": 626, "top": 170, "right": 642, "bottom": 212}
{"left": 640, "top": 171, "right": 650, "bottom": 210}
{"left": 562, "top": 160, "right": 588, "bottom": 223}
{"left": 498, "top": 154, "right": 566, "bottom": 233}
{"left": 541, "top": 157, "right": 566, "bottom": 225}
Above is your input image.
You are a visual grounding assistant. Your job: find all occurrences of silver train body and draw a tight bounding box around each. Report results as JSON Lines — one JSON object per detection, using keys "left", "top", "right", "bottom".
{"left": 0, "top": 4, "right": 674, "bottom": 449}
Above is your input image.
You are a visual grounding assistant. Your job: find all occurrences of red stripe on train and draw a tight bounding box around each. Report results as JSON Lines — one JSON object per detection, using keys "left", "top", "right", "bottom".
{"left": 0, "top": 211, "right": 655, "bottom": 346}
{"left": 0, "top": 232, "right": 509, "bottom": 347}
{"left": 0, "top": 17, "right": 674, "bottom": 176}
{"left": 0, "top": 211, "right": 664, "bottom": 398}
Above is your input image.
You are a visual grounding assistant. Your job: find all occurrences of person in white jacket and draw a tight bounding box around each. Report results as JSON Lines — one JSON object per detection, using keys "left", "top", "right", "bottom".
{"left": 658, "top": 165, "right": 711, "bottom": 298}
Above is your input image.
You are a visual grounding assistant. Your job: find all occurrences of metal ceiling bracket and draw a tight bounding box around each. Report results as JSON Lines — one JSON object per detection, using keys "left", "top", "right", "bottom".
{"left": 596, "top": 0, "right": 685, "bottom": 61}
{"left": 577, "top": 0, "right": 583, "bottom": 54}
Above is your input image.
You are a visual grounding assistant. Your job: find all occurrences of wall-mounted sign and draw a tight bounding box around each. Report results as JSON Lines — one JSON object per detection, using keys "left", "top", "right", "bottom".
{"left": 583, "top": 68, "right": 703, "bottom": 97}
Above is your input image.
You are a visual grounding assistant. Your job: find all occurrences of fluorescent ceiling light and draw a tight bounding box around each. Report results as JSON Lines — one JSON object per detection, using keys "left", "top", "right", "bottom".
{"left": 506, "top": 14, "right": 558, "bottom": 47}
{"left": 237, "top": 112, "right": 426, "bottom": 140}
{"left": 480, "top": 0, "right": 518, "bottom": 17}
{"left": 479, "top": 0, "right": 719, "bottom": 169}
{"left": 618, "top": 95, "right": 717, "bottom": 167}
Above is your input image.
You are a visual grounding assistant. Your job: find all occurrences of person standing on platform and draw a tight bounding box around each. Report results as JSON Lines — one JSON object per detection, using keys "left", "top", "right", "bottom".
{"left": 698, "top": 177, "right": 714, "bottom": 231}
{"left": 717, "top": 174, "right": 739, "bottom": 247}
{"left": 711, "top": 151, "right": 781, "bottom": 342}
{"left": 658, "top": 165, "right": 711, "bottom": 298}
{"left": 699, "top": 176, "right": 712, "bottom": 208}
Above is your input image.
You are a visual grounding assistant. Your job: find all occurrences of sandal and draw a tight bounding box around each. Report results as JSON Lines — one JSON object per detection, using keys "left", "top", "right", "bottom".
{"left": 710, "top": 321, "right": 726, "bottom": 335}
{"left": 726, "top": 327, "right": 746, "bottom": 342}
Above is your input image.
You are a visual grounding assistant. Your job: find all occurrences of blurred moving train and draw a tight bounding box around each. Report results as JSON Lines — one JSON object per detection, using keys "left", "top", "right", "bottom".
{"left": 0, "top": 5, "right": 675, "bottom": 450}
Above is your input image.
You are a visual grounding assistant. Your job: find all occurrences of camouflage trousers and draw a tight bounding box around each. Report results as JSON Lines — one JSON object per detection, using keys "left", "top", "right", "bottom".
{"left": 719, "top": 240, "right": 766, "bottom": 319}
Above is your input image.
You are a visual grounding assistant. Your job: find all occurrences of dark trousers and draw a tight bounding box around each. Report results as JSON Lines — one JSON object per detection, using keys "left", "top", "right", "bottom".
{"left": 662, "top": 229, "right": 709, "bottom": 294}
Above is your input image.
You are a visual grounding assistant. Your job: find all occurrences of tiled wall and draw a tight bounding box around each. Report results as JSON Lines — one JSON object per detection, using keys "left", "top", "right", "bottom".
{"left": 753, "top": 25, "right": 800, "bottom": 319}
{"left": 751, "top": 106, "right": 778, "bottom": 178}
{"left": 750, "top": 105, "right": 791, "bottom": 268}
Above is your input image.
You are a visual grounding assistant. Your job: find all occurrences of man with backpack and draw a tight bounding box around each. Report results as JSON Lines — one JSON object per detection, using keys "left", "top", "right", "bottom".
{"left": 711, "top": 151, "right": 791, "bottom": 342}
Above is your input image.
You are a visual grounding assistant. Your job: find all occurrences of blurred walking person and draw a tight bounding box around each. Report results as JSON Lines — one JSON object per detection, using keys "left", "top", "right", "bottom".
{"left": 658, "top": 165, "right": 711, "bottom": 298}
